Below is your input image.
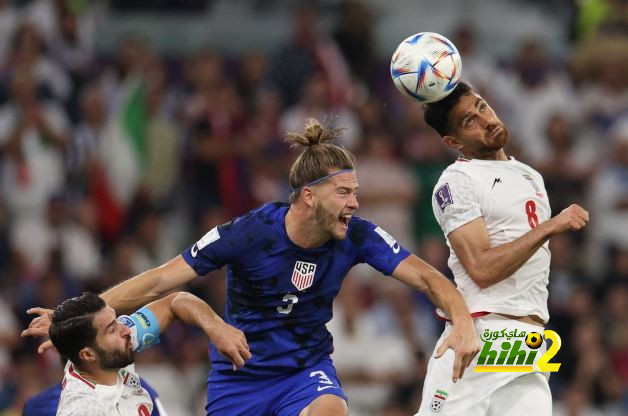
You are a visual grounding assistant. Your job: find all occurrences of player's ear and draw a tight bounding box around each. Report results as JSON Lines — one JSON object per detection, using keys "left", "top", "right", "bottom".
{"left": 302, "top": 187, "right": 316, "bottom": 207}
{"left": 78, "top": 347, "right": 97, "bottom": 364}
{"left": 443, "top": 135, "right": 463, "bottom": 151}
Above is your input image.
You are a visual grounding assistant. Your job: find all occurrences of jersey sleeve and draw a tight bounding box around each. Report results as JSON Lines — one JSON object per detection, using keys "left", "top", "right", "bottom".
{"left": 181, "top": 221, "right": 238, "bottom": 276}
{"left": 139, "top": 377, "right": 164, "bottom": 416}
{"left": 432, "top": 171, "right": 482, "bottom": 236}
{"left": 56, "top": 390, "right": 106, "bottom": 416}
{"left": 152, "top": 397, "right": 168, "bottom": 416}
{"left": 352, "top": 218, "right": 411, "bottom": 275}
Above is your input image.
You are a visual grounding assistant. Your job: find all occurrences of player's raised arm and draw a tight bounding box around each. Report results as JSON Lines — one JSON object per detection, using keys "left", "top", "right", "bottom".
{"left": 104, "top": 218, "right": 240, "bottom": 314}
{"left": 391, "top": 255, "right": 480, "bottom": 382}
{"left": 21, "top": 255, "right": 199, "bottom": 350}
{"left": 129, "top": 292, "right": 251, "bottom": 370}
{"left": 25, "top": 213, "right": 239, "bottom": 353}
{"left": 447, "top": 204, "right": 589, "bottom": 289}
{"left": 101, "top": 255, "right": 198, "bottom": 314}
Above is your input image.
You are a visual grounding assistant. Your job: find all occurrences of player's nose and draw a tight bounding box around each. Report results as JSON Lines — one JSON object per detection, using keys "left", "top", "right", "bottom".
{"left": 485, "top": 123, "right": 497, "bottom": 134}
{"left": 480, "top": 112, "right": 498, "bottom": 130}
{"left": 478, "top": 115, "right": 493, "bottom": 130}
{"left": 348, "top": 193, "right": 359, "bottom": 210}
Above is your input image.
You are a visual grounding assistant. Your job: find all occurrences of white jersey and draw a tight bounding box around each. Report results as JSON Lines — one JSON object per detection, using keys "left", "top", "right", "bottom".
{"left": 57, "top": 361, "right": 153, "bottom": 416}
{"left": 432, "top": 157, "right": 551, "bottom": 323}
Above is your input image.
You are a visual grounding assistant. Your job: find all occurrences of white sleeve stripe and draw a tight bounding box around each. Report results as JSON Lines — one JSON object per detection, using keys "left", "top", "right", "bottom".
{"left": 155, "top": 397, "right": 169, "bottom": 416}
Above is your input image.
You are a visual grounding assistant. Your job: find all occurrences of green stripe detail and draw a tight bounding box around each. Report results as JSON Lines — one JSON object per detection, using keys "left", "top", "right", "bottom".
{"left": 122, "top": 80, "right": 148, "bottom": 167}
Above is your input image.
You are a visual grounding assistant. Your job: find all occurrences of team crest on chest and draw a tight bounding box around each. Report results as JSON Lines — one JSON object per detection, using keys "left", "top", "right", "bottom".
{"left": 430, "top": 389, "right": 449, "bottom": 412}
{"left": 122, "top": 371, "right": 141, "bottom": 390}
{"left": 291, "top": 261, "right": 316, "bottom": 291}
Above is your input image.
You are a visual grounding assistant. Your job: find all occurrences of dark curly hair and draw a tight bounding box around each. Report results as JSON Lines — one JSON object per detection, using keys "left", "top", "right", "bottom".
{"left": 49, "top": 292, "right": 106, "bottom": 364}
{"left": 423, "top": 81, "right": 474, "bottom": 137}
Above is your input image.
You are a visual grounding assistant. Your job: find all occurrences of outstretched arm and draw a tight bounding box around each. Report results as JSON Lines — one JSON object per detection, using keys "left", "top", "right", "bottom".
{"left": 391, "top": 255, "right": 479, "bottom": 382}
{"left": 448, "top": 204, "right": 589, "bottom": 289}
{"left": 102, "top": 255, "right": 199, "bottom": 314}
{"left": 143, "top": 292, "right": 251, "bottom": 369}
{"left": 24, "top": 291, "right": 252, "bottom": 369}
{"left": 22, "top": 255, "right": 199, "bottom": 348}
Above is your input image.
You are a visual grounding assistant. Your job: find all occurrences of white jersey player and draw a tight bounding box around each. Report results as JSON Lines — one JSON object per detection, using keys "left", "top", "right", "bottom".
{"left": 58, "top": 362, "right": 155, "bottom": 416}
{"left": 23, "top": 291, "right": 248, "bottom": 416}
{"left": 433, "top": 157, "right": 551, "bottom": 322}
{"left": 416, "top": 81, "right": 589, "bottom": 416}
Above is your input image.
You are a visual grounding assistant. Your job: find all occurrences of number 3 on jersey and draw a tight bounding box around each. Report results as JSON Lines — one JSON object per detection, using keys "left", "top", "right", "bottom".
{"left": 525, "top": 200, "right": 538, "bottom": 229}
{"left": 277, "top": 294, "right": 298, "bottom": 314}
{"left": 310, "top": 370, "right": 338, "bottom": 391}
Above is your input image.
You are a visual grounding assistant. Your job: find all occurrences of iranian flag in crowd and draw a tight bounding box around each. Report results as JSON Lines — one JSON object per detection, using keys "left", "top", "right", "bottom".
{"left": 91, "top": 78, "right": 147, "bottom": 239}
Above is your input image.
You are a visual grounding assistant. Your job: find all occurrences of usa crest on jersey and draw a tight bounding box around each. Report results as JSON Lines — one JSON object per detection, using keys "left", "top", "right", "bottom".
{"left": 291, "top": 261, "right": 316, "bottom": 291}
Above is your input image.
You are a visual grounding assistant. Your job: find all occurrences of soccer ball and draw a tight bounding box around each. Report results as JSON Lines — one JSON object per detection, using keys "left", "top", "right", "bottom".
{"left": 390, "top": 32, "right": 462, "bottom": 103}
{"left": 525, "top": 332, "right": 543, "bottom": 349}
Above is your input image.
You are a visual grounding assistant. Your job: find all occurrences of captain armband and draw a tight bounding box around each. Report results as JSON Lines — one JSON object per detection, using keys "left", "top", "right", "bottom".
{"left": 116, "top": 306, "right": 161, "bottom": 352}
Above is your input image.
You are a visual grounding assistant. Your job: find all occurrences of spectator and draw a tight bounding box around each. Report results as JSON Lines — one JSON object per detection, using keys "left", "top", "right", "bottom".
{"left": 587, "top": 118, "right": 628, "bottom": 277}
{"left": 279, "top": 73, "right": 361, "bottom": 151}
{"left": 332, "top": 0, "right": 376, "bottom": 84}
{"left": 493, "top": 38, "right": 576, "bottom": 163}
{"left": 0, "top": 69, "right": 69, "bottom": 275}
{"left": 4, "top": 23, "right": 71, "bottom": 103}
{"left": 270, "top": 4, "right": 351, "bottom": 108}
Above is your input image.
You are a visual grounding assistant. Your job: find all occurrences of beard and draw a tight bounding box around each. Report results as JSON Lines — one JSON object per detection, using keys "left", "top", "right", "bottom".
{"left": 487, "top": 124, "right": 509, "bottom": 149}
{"left": 314, "top": 202, "right": 345, "bottom": 240}
{"left": 473, "top": 124, "right": 510, "bottom": 157}
{"left": 94, "top": 343, "right": 135, "bottom": 370}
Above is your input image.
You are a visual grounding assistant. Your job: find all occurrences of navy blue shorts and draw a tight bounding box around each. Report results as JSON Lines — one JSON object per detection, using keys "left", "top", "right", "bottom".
{"left": 205, "top": 357, "right": 348, "bottom": 416}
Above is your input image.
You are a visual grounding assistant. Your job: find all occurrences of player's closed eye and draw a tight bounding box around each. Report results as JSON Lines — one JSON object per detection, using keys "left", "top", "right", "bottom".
{"left": 339, "top": 190, "right": 358, "bottom": 198}
{"left": 107, "top": 321, "right": 119, "bottom": 334}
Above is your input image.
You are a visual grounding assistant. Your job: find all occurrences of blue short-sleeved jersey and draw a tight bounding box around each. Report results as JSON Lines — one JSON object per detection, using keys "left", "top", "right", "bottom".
{"left": 182, "top": 202, "right": 411, "bottom": 376}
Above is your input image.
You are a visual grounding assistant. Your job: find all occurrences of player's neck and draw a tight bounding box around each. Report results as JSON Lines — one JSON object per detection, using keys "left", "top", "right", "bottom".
{"left": 77, "top": 363, "right": 119, "bottom": 386}
{"left": 285, "top": 205, "right": 328, "bottom": 248}
{"left": 461, "top": 148, "right": 508, "bottom": 161}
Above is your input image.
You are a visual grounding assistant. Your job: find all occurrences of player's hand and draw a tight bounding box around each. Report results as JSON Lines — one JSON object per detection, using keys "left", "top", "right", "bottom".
{"left": 435, "top": 319, "right": 480, "bottom": 383}
{"left": 549, "top": 204, "right": 589, "bottom": 234}
{"left": 21, "top": 307, "right": 56, "bottom": 353}
{"left": 21, "top": 307, "right": 53, "bottom": 337}
{"left": 208, "top": 320, "right": 251, "bottom": 371}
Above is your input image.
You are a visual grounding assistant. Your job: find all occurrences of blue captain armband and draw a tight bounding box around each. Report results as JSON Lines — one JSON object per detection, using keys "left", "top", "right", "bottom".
{"left": 117, "top": 306, "right": 161, "bottom": 352}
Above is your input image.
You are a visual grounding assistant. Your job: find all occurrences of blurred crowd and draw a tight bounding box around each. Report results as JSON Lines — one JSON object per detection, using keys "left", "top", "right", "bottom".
{"left": 0, "top": 0, "right": 626, "bottom": 415}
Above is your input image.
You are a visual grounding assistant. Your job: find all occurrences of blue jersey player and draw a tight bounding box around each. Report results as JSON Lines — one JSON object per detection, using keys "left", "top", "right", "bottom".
{"left": 26, "top": 119, "right": 480, "bottom": 416}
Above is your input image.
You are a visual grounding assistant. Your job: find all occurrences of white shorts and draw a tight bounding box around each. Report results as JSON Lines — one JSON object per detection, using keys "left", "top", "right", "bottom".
{"left": 416, "top": 314, "right": 552, "bottom": 416}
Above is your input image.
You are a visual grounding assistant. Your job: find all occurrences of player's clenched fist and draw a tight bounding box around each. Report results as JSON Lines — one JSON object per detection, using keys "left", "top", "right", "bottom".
{"left": 549, "top": 204, "right": 589, "bottom": 233}
{"left": 207, "top": 320, "right": 252, "bottom": 370}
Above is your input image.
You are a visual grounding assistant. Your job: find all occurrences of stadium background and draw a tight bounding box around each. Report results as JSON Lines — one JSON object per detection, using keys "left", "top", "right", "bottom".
{"left": 0, "top": 0, "right": 626, "bottom": 414}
